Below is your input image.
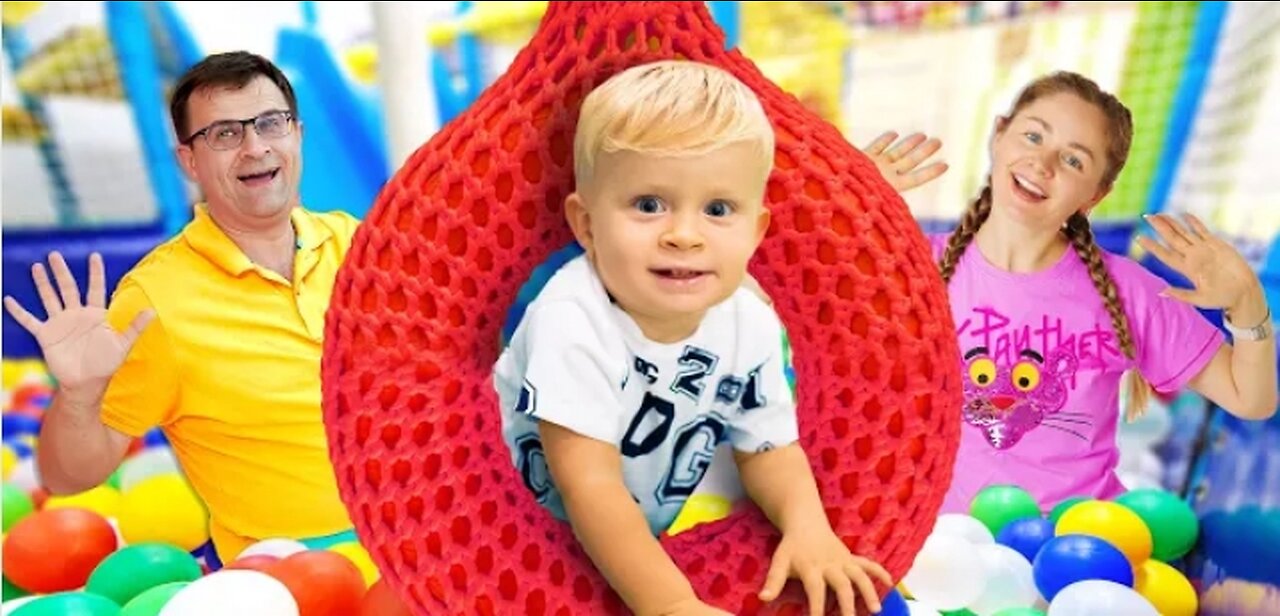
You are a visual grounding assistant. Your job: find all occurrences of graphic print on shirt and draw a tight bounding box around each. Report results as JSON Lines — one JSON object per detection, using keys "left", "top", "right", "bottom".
{"left": 956, "top": 306, "right": 1112, "bottom": 450}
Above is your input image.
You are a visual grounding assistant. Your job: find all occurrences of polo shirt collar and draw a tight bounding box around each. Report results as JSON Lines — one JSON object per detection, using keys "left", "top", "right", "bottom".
{"left": 183, "top": 203, "right": 334, "bottom": 277}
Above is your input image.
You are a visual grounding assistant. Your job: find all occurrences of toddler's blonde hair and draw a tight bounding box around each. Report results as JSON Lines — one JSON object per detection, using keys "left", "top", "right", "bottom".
{"left": 573, "top": 60, "right": 775, "bottom": 190}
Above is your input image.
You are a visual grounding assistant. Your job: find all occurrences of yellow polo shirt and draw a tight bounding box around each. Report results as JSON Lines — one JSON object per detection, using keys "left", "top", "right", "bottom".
{"left": 102, "top": 203, "right": 360, "bottom": 563}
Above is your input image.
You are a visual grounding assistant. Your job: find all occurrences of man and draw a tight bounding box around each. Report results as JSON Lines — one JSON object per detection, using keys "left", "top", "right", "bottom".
{"left": 3, "top": 51, "right": 360, "bottom": 564}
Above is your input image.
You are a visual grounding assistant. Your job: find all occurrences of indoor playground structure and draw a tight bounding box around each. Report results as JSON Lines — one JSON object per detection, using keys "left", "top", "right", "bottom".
{"left": 3, "top": 1, "right": 1279, "bottom": 615}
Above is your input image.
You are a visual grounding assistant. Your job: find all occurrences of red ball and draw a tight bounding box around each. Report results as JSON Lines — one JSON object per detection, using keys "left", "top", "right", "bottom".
{"left": 361, "top": 579, "right": 412, "bottom": 616}
{"left": 266, "top": 550, "right": 366, "bottom": 616}
{"left": 2, "top": 507, "right": 118, "bottom": 593}
{"left": 12, "top": 383, "right": 53, "bottom": 410}
{"left": 225, "top": 554, "right": 280, "bottom": 573}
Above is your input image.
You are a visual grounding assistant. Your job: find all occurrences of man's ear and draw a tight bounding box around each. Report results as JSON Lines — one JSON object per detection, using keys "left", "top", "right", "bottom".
{"left": 565, "top": 192, "right": 594, "bottom": 256}
{"left": 175, "top": 144, "right": 198, "bottom": 182}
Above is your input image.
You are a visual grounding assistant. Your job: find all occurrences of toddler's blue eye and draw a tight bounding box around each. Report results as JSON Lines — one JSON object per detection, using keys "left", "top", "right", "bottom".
{"left": 705, "top": 200, "right": 733, "bottom": 217}
{"left": 1024, "top": 131, "right": 1042, "bottom": 144}
{"left": 634, "top": 196, "right": 663, "bottom": 214}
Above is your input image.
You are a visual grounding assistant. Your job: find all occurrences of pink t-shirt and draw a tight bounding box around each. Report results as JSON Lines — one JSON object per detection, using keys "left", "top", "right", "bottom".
{"left": 928, "top": 233, "right": 1224, "bottom": 514}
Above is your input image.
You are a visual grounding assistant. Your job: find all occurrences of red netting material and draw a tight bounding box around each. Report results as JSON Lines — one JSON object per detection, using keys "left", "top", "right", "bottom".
{"left": 321, "top": 2, "right": 962, "bottom": 614}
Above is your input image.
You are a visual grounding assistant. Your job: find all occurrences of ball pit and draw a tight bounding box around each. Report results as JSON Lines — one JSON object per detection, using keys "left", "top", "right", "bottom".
{"left": 1, "top": 360, "right": 408, "bottom": 616}
{"left": 895, "top": 484, "right": 1201, "bottom": 615}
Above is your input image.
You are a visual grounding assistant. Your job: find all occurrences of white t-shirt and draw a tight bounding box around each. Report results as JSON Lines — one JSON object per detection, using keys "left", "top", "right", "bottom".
{"left": 494, "top": 254, "right": 798, "bottom": 535}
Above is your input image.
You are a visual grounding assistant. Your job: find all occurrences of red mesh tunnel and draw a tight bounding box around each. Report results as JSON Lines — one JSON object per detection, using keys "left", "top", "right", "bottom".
{"left": 321, "top": 2, "right": 963, "bottom": 614}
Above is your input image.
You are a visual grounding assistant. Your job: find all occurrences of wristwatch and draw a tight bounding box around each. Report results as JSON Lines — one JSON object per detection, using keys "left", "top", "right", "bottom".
{"left": 1224, "top": 307, "right": 1273, "bottom": 342}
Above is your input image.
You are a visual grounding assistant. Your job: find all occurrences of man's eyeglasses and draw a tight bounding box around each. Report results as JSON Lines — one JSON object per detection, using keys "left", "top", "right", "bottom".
{"left": 182, "top": 110, "right": 295, "bottom": 151}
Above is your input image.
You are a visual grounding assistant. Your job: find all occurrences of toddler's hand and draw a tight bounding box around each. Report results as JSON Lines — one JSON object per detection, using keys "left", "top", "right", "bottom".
{"left": 759, "top": 527, "right": 893, "bottom": 616}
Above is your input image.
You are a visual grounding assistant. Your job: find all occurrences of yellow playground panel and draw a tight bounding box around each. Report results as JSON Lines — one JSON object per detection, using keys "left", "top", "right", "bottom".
{"left": 740, "top": 1, "right": 851, "bottom": 131}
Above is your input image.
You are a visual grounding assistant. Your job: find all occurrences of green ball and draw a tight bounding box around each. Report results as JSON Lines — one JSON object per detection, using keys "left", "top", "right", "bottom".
{"left": 3, "top": 575, "right": 31, "bottom": 601}
{"left": 2, "top": 483, "right": 35, "bottom": 532}
{"left": 121, "top": 581, "right": 190, "bottom": 616}
{"left": 106, "top": 468, "right": 123, "bottom": 491}
{"left": 991, "top": 609, "right": 1046, "bottom": 616}
{"left": 10, "top": 591, "right": 120, "bottom": 616}
{"left": 1115, "top": 488, "right": 1199, "bottom": 561}
{"left": 1048, "top": 496, "right": 1088, "bottom": 524}
{"left": 969, "top": 485, "right": 1042, "bottom": 536}
{"left": 85, "top": 543, "right": 202, "bottom": 606}
{"left": 940, "top": 610, "right": 977, "bottom": 616}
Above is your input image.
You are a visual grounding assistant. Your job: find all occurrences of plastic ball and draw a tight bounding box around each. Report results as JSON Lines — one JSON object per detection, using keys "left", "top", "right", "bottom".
{"left": 932, "top": 513, "right": 995, "bottom": 545}
{"left": 2, "top": 483, "right": 35, "bottom": 532}
{"left": 1133, "top": 559, "right": 1197, "bottom": 616}
{"left": 8, "top": 591, "right": 119, "bottom": 616}
{"left": 996, "top": 517, "right": 1056, "bottom": 564}
{"left": 970, "top": 485, "right": 1045, "bottom": 537}
{"left": 2, "top": 413, "right": 41, "bottom": 441}
{"left": 1032, "top": 534, "right": 1134, "bottom": 601}
{"left": 44, "top": 485, "right": 122, "bottom": 519}
{"left": 1113, "top": 489, "right": 1198, "bottom": 562}
{"left": 2, "top": 446, "right": 16, "bottom": 480}
{"left": 142, "top": 428, "right": 169, "bottom": 449}
{"left": 328, "top": 541, "right": 380, "bottom": 587}
{"left": 667, "top": 493, "right": 732, "bottom": 535}
{"left": 1, "top": 595, "right": 37, "bottom": 615}
{"left": 3, "top": 575, "right": 30, "bottom": 601}
{"left": 224, "top": 554, "right": 281, "bottom": 574}
{"left": 901, "top": 533, "right": 990, "bottom": 611}
{"left": 360, "top": 579, "right": 412, "bottom": 616}
{"left": 2, "top": 507, "right": 118, "bottom": 593}
{"left": 158, "top": 570, "right": 299, "bottom": 616}
{"left": 967, "top": 543, "right": 1039, "bottom": 615}
{"left": 266, "top": 549, "right": 366, "bottom": 616}
{"left": 1045, "top": 579, "right": 1157, "bottom": 615}
{"left": 86, "top": 542, "right": 203, "bottom": 605}
{"left": 1055, "top": 500, "right": 1152, "bottom": 565}
{"left": 5, "top": 440, "right": 33, "bottom": 461}
{"left": 121, "top": 581, "right": 189, "bottom": 616}
{"left": 991, "top": 609, "right": 1045, "bottom": 616}
{"left": 237, "top": 538, "right": 308, "bottom": 560}
{"left": 117, "top": 449, "right": 181, "bottom": 492}
{"left": 879, "top": 587, "right": 910, "bottom": 616}
{"left": 7, "top": 457, "right": 39, "bottom": 493}
{"left": 116, "top": 474, "right": 209, "bottom": 552}
{"left": 1047, "top": 497, "right": 1087, "bottom": 524}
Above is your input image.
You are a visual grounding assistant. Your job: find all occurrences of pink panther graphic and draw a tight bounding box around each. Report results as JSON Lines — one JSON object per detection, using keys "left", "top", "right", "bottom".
{"left": 961, "top": 344, "right": 1082, "bottom": 449}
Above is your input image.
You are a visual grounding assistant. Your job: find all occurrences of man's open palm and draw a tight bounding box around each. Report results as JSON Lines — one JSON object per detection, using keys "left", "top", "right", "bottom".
{"left": 3, "top": 252, "right": 154, "bottom": 389}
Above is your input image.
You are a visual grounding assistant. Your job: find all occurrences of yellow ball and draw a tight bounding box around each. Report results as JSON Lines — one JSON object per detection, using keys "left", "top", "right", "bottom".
{"left": 44, "top": 484, "right": 122, "bottom": 518}
{"left": 667, "top": 494, "right": 732, "bottom": 536}
{"left": 1136, "top": 559, "right": 1198, "bottom": 616}
{"left": 329, "top": 541, "right": 381, "bottom": 587}
{"left": 1056, "top": 500, "right": 1153, "bottom": 565}
{"left": 2, "top": 446, "right": 16, "bottom": 480}
{"left": 116, "top": 473, "right": 209, "bottom": 551}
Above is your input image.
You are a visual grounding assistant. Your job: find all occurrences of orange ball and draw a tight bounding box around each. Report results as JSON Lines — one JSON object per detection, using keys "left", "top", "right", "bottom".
{"left": 361, "top": 579, "right": 412, "bottom": 616}
{"left": 267, "top": 550, "right": 366, "bottom": 616}
{"left": 1, "top": 507, "right": 118, "bottom": 593}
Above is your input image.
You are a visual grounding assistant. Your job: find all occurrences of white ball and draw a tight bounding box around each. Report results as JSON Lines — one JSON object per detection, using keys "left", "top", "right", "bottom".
{"left": 933, "top": 513, "right": 995, "bottom": 545}
{"left": 159, "top": 569, "right": 299, "bottom": 616}
{"left": 237, "top": 537, "right": 309, "bottom": 560}
{"left": 1047, "top": 580, "right": 1158, "bottom": 616}
{"left": 902, "top": 533, "right": 989, "bottom": 611}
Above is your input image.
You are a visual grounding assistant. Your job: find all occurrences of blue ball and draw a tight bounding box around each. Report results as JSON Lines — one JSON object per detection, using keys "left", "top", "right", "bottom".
{"left": 1032, "top": 534, "right": 1134, "bottom": 601}
{"left": 1, "top": 414, "right": 41, "bottom": 440}
{"left": 997, "top": 517, "right": 1056, "bottom": 563}
{"left": 878, "top": 588, "right": 910, "bottom": 616}
{"left": 143, "top": 427, "right": 169, "bottom": 448}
